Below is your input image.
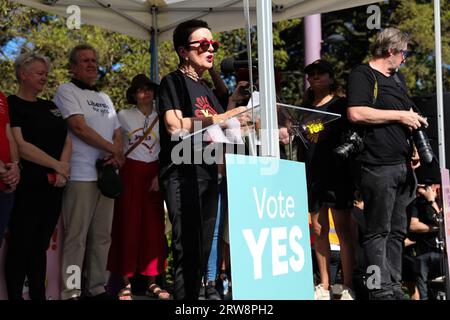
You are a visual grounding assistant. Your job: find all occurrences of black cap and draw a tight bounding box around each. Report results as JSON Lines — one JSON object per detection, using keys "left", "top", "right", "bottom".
{"left": 126, "top": 74, "right": 159, "bottom": 105}
{"left": 304, "top": 59, "right": 334, "bottom": 78}
{"left": 415, "top": 158, "right": 441, "bottom": 185}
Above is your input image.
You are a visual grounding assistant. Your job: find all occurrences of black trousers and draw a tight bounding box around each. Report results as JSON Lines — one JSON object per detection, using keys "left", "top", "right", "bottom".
{"left": 5, "top": 183, "right": 63, "bottom": 300}
{"left": 0, "top": 191, "right": 14, "bottom": 247}
{"left": 360, "top": 162, "right": 415, "bottom": 299}
{"left": 415, "top": 249, "right": 444, "bottom": 300}
{"left": 161, "top": 167, "right": 218, "bottom": 300}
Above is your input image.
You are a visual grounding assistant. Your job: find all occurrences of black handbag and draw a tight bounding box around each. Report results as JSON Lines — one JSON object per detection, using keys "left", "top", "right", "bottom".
{"left": 96, "top": 159, "right": 122, "bottom": 199}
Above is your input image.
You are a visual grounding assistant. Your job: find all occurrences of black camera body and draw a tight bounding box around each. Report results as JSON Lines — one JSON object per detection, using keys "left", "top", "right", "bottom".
{"left": 333, "top": 131, "right": 364, "bottom": 160}
{"left": 239, "top": 84, "right": 251, "bottom": 96}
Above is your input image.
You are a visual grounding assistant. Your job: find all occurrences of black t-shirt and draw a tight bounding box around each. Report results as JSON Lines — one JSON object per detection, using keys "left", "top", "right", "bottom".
{"left": 158, "top": 70, "right": 225, "bottom": 179}
{"left": 8, "top": 95, "right": 67, "bottom": 186}
{"left": 347, "top": 64, "right": 412, "bottom": 165}
{"left": 297, "top": 96, "right": 351, "bottom": 187}
{"left": 406, "top": 196, "right": 440, "bottom": 251}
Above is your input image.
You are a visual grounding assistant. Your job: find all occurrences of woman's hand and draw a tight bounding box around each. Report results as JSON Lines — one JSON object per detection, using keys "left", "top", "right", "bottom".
{"left": 53, "top": 173, "right": 68, "bottom": 188}
{"left": 418, "top": 185, "right": 437, "bottom": 202}
{"left": 149, "top": 175, "right": 159, "bottom": 192}
{"left": 228, "top": 81, "right": 251, "bottom": 109}
{"left": 279, "top": 127, "right": 290, "bottom": 145}
{"left": 53, "top": 161, "right": 70, "bottom": 179}
{"left": 411, "top": 145, "right": 420, "bottom": 169}
{"left": 0, "top": 162, "right": 20, "bottom": 190}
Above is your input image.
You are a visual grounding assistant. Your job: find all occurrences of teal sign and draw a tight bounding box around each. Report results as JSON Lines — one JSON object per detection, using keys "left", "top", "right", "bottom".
{"left": 225, "top": 154, "right": 314, "bottom": 300}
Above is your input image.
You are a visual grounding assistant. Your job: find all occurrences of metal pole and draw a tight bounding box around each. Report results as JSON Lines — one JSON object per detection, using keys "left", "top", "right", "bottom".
{"left": 256, "top": 0, "right": 279, "bottom": 157}
{"left": 150, "top": 6, "right": 159, "bottom": 83}
{"left": 434, "top": 0, "right": 449, "bottom": 299}
{"left": 434, "top": 0, "right": 446, "bottom": 168}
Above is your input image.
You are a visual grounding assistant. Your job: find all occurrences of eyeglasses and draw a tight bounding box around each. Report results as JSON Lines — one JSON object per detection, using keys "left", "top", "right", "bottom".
{"left": 400, "top": 49, "right": 410, "bottom": 59}
{"left": 187, "top": 38, "right": 220, "bottom": 52}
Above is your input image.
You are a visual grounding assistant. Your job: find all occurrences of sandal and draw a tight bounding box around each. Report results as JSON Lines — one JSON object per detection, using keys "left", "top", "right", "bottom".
{"left": 117, "top": 285, "right": 133, "bottom": 301}
{"left": 146, "top": 284, "right": 171, "bottom": 300}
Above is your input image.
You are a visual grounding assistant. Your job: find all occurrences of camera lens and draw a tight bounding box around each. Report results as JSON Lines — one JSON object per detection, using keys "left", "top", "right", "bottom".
{"left": 413, "top": 128, "right": 433, "bottom": 164}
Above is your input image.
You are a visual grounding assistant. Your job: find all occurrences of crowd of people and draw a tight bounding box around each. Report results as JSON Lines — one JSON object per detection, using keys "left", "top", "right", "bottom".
{"left": 0, "top": 20, "right": 446, "bottom": 301}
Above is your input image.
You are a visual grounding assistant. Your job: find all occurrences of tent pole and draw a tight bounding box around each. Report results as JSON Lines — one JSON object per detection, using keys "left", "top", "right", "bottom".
{"left": 434, "top": 0, "right": 449, "bottom": 301}
{"left": 257, "top": 0, "right": 279, "bottom": 158}
{"left": 150, "top": 5, "right": 159, "bottom": 83}
{"left": 434, "top": 0, "right": 445, "bottom": 168}
{"left": 304, "top": 14, "right": 322, "bottom": 91}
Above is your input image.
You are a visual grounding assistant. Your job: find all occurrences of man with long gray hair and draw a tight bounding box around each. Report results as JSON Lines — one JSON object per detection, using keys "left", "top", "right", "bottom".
{"left": 347, "top": 27, "right": 427, "bottom": 300}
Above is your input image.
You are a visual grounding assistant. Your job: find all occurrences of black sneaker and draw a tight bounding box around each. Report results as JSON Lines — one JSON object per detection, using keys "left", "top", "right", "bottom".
{"left": 205, "top": 282, "right": 221, "bottom": 300}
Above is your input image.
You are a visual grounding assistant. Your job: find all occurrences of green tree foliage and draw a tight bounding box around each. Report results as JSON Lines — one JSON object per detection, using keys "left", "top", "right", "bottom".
{"left": 304, "top": 1, "right": 449, "bottom": 99}
{"left": 391, "top": 0, "right": 450, "bottom": 95}
{"left": 1, "top": 0, "right": 448, "bottom": 108}
{"left": 1, "top": 1, "right": 151, "bottom": 110}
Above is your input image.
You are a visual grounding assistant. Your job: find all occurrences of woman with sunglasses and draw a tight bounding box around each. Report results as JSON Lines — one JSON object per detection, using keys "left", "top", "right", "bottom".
{"left": 157, "top": 19, "right": 248, "bottom": 300}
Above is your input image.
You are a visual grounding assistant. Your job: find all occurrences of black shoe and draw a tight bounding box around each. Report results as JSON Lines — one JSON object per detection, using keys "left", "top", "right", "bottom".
{"left": 205, "top": 282, "right": 221, "bottom": 300}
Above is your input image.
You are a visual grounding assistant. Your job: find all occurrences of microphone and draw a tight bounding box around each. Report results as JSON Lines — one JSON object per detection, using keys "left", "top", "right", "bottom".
{"left": 220, "top": 57, "right": 257, "bottom": 73}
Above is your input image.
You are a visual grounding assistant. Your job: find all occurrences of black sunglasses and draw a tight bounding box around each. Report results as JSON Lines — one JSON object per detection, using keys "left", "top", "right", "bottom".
{"left": 400, "top": 49, "right": 411, "bottom": 59}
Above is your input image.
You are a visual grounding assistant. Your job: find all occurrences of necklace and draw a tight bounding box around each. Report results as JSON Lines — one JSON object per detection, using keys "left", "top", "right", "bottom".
{"left": 178, "top": 65, "right": 201, "bottom": 82}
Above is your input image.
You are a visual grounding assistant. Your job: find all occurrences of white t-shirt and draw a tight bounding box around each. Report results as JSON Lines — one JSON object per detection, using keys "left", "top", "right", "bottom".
{"left": 118, "top": 108, "right": 160, "bottom": 163}
{"left": 53, "top": 82, "right": 120, "bottom": 181}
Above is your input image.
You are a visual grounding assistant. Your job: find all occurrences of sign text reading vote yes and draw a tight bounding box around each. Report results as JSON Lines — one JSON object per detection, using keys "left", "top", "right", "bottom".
{"left": 226, "top": 154, "right": 314, "bottom": 300}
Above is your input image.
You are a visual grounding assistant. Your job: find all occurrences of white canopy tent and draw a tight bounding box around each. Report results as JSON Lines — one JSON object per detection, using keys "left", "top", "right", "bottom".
{"left": 14, "top": 0, "right": 381, "bottom": 41}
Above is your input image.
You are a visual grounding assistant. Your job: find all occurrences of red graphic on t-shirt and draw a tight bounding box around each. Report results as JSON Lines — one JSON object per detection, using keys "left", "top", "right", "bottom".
{"left": 194, "top": 96, "right": 217, "bottom": 117}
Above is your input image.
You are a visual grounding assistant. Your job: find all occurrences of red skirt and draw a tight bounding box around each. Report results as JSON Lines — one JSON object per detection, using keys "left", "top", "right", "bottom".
{"left": 107, "top": 158, "right": 167, "bottom": 277}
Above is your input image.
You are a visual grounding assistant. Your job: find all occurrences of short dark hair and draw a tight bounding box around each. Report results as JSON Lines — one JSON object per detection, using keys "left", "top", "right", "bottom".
{"left": 173, "top": 19, "right": 210, "bottom": 65}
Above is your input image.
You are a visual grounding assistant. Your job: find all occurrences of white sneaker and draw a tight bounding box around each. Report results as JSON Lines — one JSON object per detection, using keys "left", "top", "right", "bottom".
{"left": 314, "top": 284, "right": 330, "bottom": 300}
{"left": 340, "top": 287, "right": 355, "bottom": 300}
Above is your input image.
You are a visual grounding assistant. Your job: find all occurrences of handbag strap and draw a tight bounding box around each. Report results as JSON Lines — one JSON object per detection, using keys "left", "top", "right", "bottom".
{"left": 124, "top": 115, "right": 159, "bottom": 157}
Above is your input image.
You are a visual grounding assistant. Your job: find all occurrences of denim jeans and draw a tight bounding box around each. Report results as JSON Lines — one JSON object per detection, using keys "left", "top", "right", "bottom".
{"left": 360, "top": 163, "right": 415, "bottom": 299}
{"left": 206, "top": 179, "right": 224, "bottom": 282}
{"left": 415, "top": 250, "right": 444, "bottom": 300}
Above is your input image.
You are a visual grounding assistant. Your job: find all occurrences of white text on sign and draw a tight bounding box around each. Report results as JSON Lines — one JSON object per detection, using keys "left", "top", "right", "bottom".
{"left": 243, "top": 187, "right": 305, "bottom": 279}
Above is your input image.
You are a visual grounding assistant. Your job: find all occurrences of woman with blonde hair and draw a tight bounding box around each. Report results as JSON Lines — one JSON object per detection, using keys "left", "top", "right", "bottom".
{"left": 5, "top": 52, "right": 71, "bottom": 300}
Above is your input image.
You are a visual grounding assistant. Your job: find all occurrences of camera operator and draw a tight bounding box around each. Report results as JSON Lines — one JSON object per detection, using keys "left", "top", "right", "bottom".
{"left": 347, "top": 28, "right": 428, "bottom": 300}
{"left": 406, "top": 161, "right": 444, "bottom": 300}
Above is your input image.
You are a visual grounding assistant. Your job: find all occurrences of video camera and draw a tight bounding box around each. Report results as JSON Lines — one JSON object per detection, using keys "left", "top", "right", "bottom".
{"left": 220, "top": 57, "right": 257, "bottom": 73}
